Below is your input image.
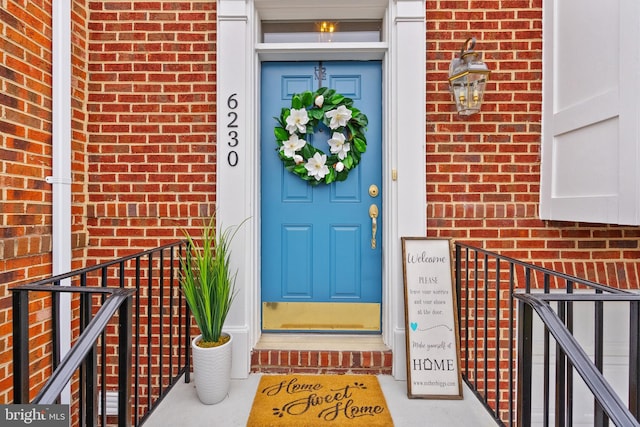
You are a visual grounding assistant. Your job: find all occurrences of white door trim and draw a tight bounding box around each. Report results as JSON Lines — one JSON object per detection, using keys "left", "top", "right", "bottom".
{"left": 217, "top": 0, "right": 426, "bottom": 380}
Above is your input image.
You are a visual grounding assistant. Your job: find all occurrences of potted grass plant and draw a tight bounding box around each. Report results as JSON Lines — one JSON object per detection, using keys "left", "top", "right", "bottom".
{"left": 180, "top": 216, "right": 245, "bottom": 404}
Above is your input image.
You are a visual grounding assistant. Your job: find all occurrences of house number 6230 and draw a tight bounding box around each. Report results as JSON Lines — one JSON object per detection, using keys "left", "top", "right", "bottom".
{"left": 226, "top": 93, "right": 239, "bottom": 167}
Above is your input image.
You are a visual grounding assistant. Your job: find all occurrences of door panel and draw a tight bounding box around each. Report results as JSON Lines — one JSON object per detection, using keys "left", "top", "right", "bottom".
{"left": 260, "top": 61, "right": 382, "bottom": 332}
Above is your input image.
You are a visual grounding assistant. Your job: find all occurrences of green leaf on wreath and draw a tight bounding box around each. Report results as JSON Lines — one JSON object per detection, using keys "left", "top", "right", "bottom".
{"left": 353, "top": 114, "right": 368, "bottom": 127}
{"left": 301, "top": 91, "right": 313, "bottom": 107}
{"left": 274, "top": 127, "right": 289, "bottom": 141}
{"left": 347, "top": 123, "right": 357, "bottom": 138}
{"left": 354, "top": 137, "right": 367, "bottom": 153}
{"left": 301, "top": 144, "right": 314, "bottom": 158}
{"left": 343, "top": 156, "right": 354, "bottom": 169}
{"left": 292, "top": 95, "right": 302, "bottom": 109}
{"left": 293, "top": 164, "right": 307, "bottom": 174}
{"left": 326, "top": 168, "right": 336, "bottom": 184}
{"left": 330, "top": 93, "right": 345, "bottom": 104}
{"left": 309, "top": 109, "right": 324, "bottom": 120}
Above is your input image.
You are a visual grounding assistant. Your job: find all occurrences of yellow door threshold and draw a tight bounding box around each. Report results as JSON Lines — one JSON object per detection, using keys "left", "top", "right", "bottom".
{"left": 262, "top": 302, "right": 381, "bottom": 332}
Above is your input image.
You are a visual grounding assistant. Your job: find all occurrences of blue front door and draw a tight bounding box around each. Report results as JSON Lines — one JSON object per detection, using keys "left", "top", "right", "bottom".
{"left": 260, "top": 61, "right": 382, "bottom": 332}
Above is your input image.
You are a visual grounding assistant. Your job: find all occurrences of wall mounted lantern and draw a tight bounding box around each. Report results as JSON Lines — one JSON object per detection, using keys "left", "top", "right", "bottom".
{"left": 448, "top": 37, "right": 490, "bottom": 116}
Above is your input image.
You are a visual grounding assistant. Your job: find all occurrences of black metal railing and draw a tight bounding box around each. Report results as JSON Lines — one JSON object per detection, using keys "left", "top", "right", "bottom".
{"left": 13, "top": 285, "right": 134, "bottom": 426}
{"left": 11, "top": 241, "right": 190, "bottom": 427}
{"left": 455, "top": 242, "right": 639, "bottom": 426}
{"left": 516, "top": 293, "right": 640, "bottom": 427}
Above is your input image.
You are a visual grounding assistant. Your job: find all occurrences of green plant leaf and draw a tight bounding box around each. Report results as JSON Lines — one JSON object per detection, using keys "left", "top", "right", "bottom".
{"left": 325, "top": 168, "right": 336, "bottom": 184}
{"left": 180, "top": 215, "right": 248, "bottom": 344}
{"left": 291, "top": 95, "right": 302, "bottom": 109}
{"left": 352, "top": 152, "right": 361, "bottom": 162}
{"left": 330, "top": 93, "right": 345, "bottom": 104}
{"left": 301, "top": 91, "right": 313, "bottom": 107}
{"left": 335, "top": 171, "right": 348, "bottom": 182}
{"left": 354, "top": 137, "right": 367, "bottom": 153}
{"left": 309, "top": 109, "right": 324, "bottom": 120}
{"left": 353, "top": 114, "right": 368, "bottom": 127}
{"left": 343, "top": 156, "right": 354, "bottom": 168}
{"left": 323, "top": 88, "right": 335, "bottom": 99}
{"left": 274, "top": 127, "right": 289, "bottom": 141}
{"left": 301, "top": 144, "right": 314, "bottom": 158}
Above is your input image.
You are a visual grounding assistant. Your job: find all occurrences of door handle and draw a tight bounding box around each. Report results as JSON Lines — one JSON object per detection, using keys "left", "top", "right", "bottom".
{"left": 369, "top": 204, "right": 379, "bottom": 249}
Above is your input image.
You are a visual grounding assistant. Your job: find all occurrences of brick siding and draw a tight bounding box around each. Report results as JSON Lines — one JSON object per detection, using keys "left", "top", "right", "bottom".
{"left": 1, "top": 0, "right": 55, "bottom": 403}
{"left": 85, "top": 1, "right": 217, "bottom": 259}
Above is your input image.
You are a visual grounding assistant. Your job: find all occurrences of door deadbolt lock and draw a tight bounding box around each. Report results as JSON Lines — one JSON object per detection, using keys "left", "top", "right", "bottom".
{"left": 368, "top": 184, "right": 379, "bottom": 198}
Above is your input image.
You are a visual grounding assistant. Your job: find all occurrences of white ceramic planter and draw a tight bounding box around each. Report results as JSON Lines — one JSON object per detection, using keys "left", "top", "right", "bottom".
{"left": 191, "top": 333, "right": 233, "bottom": 405}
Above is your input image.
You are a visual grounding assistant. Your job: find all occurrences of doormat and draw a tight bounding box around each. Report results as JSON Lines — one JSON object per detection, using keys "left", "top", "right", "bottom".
{"left": 247, "top": 375, "right": 394, "bottom": 426}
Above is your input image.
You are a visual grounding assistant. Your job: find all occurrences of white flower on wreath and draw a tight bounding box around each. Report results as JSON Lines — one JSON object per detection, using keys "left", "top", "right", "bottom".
{"left": 280, "top": 134, "right": 306, "bottom": 158}
{"left": 286, "top": 108, "right": 309, "bottom": 134}
{"left": 325, "top": 105, "right": 352, "bottom": 129}
{"left": 335, "top": 162, "right": 345, "bottom": 172}
{"left": 328, "top": 132, "right": 351, "bottom": 160}
{"left": 305, "top": 152, "right": 329, "bottom": 181}
{"left": 314, "top": 95, "right": 324, "bottom": 108}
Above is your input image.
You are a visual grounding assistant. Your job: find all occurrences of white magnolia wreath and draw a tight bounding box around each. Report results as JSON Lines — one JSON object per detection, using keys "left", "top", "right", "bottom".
{"left": 273, "top": 87, "right": 368, "bottom": 185}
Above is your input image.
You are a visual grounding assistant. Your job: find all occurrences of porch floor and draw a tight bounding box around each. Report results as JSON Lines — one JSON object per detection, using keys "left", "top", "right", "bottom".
{"left": 142, "top": 374, "right": 499, "bottom": 426}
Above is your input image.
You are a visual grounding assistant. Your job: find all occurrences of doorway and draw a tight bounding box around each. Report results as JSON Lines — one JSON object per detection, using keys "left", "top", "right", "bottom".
{"left": 260, "top": 61, "right": 383, "bottom": 332}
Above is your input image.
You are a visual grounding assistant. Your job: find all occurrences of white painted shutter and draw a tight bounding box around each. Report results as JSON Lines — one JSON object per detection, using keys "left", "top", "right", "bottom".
{"left": 540, "top": 0, "right": 640, "bottom": 225}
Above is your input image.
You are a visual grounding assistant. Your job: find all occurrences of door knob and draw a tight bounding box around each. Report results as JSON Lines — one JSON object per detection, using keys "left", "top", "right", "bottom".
{"left": 369, "top": 204, "right": 378, "bottom": 249}
{"left": 368, "top": 184, "right": 379, "bottom": 197}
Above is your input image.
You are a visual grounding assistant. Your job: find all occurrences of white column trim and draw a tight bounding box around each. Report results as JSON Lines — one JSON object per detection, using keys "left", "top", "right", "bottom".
{"left": 388, "top": 0, "right": 426, "bottom": 379}
{"left": 217, "top": 0, "right": 254, "bottom": 379}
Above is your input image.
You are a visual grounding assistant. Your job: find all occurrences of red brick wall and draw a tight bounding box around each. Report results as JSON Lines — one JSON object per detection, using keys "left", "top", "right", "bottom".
{"left": 0, "top": 0, "right": 54, "bottom": 403}
{"left": 0, "top": 2, "right": 53, "bottom": 297}
{"left": 425, "top": 0, "right": 640, "bottom": 288}
{"left": 85, "top": 1, "right": 217, "bottom": 261}
{"left": 72, "top": 1, "right": 90, "bottom": 262}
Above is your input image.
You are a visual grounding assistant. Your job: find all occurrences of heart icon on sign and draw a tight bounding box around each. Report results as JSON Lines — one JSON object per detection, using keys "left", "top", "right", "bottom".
{"left": 410, "top": 322, "right": 418, "bottom": 331}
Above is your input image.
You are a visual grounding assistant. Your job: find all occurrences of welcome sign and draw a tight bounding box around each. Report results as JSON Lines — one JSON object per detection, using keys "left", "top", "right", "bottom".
{"left": 401, "top": 238, "right": 462, "bottom": 399}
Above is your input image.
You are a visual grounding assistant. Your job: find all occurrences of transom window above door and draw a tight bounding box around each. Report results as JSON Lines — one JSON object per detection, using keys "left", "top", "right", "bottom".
{"left": 262, "top": 21, "right": 382, "bottom": 43}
